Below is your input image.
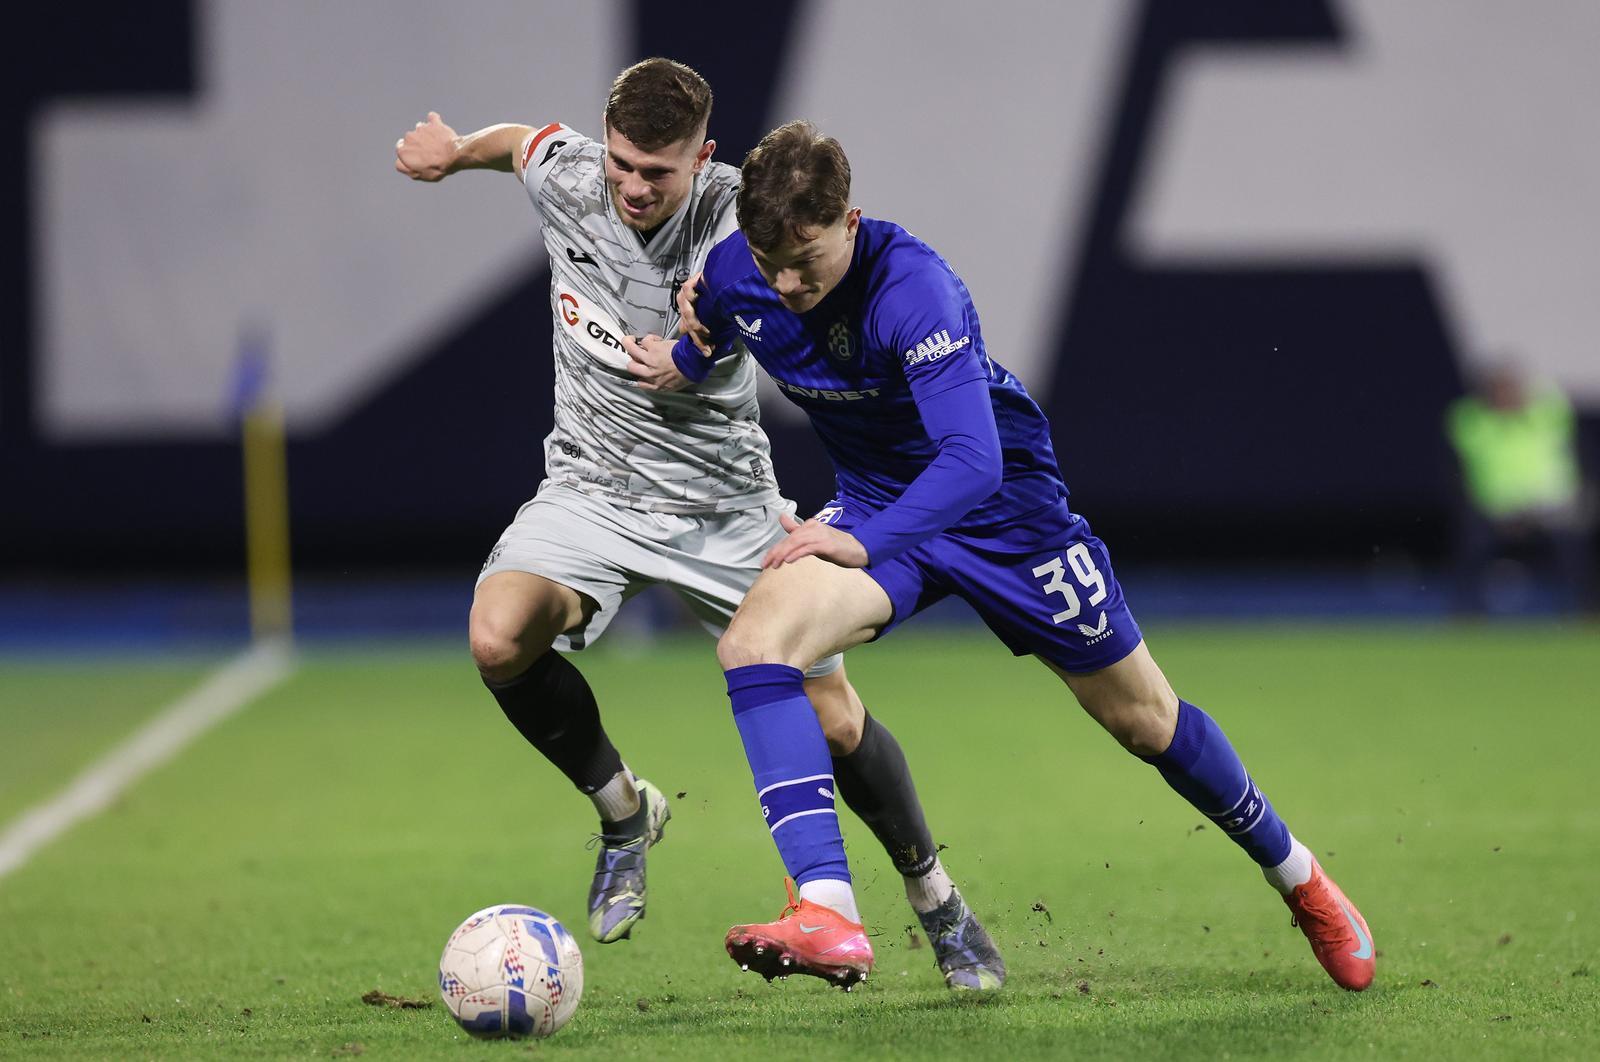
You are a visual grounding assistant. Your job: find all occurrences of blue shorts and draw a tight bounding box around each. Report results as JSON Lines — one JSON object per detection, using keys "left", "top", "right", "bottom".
{"left": 818, "top": 500, "right": 1143, "bottom": 674}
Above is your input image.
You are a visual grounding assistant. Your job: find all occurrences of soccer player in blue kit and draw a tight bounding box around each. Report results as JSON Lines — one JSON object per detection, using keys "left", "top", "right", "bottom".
{"left": 622, "top": 121, "right": 1375, "bottom": 993}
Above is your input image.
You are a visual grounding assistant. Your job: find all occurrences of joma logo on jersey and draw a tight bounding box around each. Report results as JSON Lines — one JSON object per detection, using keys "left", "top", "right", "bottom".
{"left": 735, "top": 314, "right": 763, "bottom": 340}
{"left": 772, "top": 378, "right": 882, "bottom": 402}
{"left": 903, "top": 329, "right": 970, "bottom": 366}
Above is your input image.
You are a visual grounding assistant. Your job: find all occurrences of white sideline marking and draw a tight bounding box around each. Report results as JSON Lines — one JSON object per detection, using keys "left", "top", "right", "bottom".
{"left": 0, "top": 640, "right": 296, "bottom": 881}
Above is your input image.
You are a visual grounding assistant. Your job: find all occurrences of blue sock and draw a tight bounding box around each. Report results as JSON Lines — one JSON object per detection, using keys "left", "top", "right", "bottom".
{"left": 1142, "top": 701, "right": 1292, "bottom": 867}
{"left": 726, "top": 664, "right": 852, "bottom": 886}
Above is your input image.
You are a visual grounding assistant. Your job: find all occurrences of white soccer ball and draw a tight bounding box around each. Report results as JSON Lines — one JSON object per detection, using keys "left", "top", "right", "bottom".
{"left": 437, "top": 904, "right": 584, "bottom": 1039}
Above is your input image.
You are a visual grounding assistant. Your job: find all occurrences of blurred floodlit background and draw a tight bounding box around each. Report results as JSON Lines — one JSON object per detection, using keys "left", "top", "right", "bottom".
{"left": 2, "top": 0, "right": 1597, "bottom": 649}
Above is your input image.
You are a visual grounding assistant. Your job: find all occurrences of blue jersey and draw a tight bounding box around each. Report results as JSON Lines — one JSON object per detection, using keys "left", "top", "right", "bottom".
{"left": 672, "top": 218, "right": 1073, "bottom": 564}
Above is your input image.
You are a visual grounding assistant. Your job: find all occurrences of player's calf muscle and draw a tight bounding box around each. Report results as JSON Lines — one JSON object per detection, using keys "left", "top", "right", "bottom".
{"left": 1047, "top": 645, "right": 1180, "bottom": 756}
{"left": 803, "top": 670, "right": 866, "bottom": 755}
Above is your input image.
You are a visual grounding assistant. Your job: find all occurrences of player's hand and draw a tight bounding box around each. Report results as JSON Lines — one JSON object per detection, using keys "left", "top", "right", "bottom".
{"left": 622, "top": 333, "right": 689, "bottom": 392}
{"left": 675, "top": 271, "right": 714, "bottom": 355}
{"left": 763, "top": 512, "right": 870, "bottom": 569}
{"left": 395, "top": 112, "right": 459, "bottom": 181}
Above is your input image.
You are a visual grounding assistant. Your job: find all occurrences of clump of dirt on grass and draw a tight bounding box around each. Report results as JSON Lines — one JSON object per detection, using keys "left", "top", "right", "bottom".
{"left": 360, "top": 990, "right": 431, "bottom": 1009}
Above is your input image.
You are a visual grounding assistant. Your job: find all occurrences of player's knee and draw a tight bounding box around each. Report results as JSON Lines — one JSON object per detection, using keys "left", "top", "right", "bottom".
{"left": 716, "top": 614, "right": 795, "bottom": 671}
{"left": 805, "top": 673, "right": 865, "bottom": 755}
{"left": 469, "top": 626, "right": 522, "bottom": 681}
{"left": 715, "top": 626, "right": 766, "bottom": 670}
{"left": 469, "top": 609, "right": 545, "bottom": 682}
{"left": 1108, "top": 694, "right": 1179, "bottom": 757}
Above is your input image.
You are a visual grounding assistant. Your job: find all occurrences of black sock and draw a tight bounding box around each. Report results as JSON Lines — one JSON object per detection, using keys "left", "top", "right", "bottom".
{"left": 483, "top": 650, "right": 623, "bottom": 794}
{"left": 832, "top": 711, "right": 938, "bottom": 877}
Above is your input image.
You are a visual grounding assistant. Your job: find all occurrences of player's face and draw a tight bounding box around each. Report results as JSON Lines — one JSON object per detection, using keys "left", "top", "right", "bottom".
{"left": 603, "top": 125, "right": 714, "bottom": 232}
{"left": 749, "top": 208, "right": 862, "bottom": 314}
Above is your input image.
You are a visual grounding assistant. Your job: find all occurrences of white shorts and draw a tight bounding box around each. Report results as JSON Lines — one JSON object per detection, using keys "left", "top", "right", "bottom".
{"left": 477, "top": 482, "right": 843, "bottom": 679}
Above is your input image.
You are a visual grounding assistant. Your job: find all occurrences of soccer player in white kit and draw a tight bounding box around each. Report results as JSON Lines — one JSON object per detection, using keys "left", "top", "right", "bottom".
{"left": 395, "top": 59, "right": 1003, "bottom": 988}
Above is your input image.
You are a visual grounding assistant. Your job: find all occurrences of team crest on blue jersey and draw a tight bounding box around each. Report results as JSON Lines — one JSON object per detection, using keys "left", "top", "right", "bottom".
{"left": 827, "top": 318, "right": 856, "bottom": 362}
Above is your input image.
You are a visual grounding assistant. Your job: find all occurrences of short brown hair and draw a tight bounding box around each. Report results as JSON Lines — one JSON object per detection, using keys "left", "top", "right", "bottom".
{"left": 737, "top": 121, "right": 852, "bottom": 252}
{"left": 603, "top": 58, "right": 713, "bottom": 151}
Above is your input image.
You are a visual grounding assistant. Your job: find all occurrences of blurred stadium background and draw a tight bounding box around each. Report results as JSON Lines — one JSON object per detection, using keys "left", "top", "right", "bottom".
{"left": 3, "top": 0, "right": 1597, "bottom": 642}
{"left": 4, "top": 3, "right": 1599, "bottom": 1056}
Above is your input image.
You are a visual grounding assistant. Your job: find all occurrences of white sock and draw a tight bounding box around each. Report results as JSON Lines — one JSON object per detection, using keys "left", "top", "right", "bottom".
{"left": 904, "top": 858, "right": 956, "bottom": 914}
{"left": 798, "top": 878, "right": 861, "bottom": 924}
{"left": 1263, "top": 835, "right": 1315, "bottom": 894}
{"left": 590, "top": 769, "right": 640, "bottom": 824}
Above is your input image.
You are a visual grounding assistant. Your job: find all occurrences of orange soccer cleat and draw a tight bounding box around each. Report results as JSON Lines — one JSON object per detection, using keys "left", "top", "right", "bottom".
{"left": 1284, "top": 859, "right": 1375, "bottom": 991}
{"left": 725, "top": 879, "right": 874, "bottom": 990}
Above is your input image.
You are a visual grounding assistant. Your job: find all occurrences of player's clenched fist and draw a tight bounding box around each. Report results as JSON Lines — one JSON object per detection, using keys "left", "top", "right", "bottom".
{"left": 763, "top": 511, "right": 870, "bottom": 569}
{"left": 395, "top": 112, "right": 459, "bottom": 181}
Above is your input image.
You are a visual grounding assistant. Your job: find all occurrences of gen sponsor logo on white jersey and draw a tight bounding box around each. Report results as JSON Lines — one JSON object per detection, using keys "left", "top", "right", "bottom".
{"left": 903, "top": 329, "right": 971, "bottom": 367}
{"left": 556, "top": 288, "right": 631, "bottom": 371}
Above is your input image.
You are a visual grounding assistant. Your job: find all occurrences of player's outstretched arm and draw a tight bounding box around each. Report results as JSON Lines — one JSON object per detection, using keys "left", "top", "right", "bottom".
{"left": 394, "top": 113, "right": 533, "bottom": 182}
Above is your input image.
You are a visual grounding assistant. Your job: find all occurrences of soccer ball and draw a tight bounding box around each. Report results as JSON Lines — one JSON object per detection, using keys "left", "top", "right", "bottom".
{"left": 437, "top": 904, "right": 584, "bottom": 1039}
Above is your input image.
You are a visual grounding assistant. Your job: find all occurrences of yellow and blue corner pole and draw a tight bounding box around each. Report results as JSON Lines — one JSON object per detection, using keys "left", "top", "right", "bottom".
{"left": 233, "top": 331, "right": 293, "bottom": 646}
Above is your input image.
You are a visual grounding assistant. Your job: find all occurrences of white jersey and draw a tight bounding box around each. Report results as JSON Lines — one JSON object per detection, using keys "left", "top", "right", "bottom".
{"left": 519, "top": 122, "right": 779, "bottom": 514}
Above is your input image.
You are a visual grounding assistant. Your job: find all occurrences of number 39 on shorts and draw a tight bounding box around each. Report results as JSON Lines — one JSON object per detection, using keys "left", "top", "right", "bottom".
{"left": 1031, "top": 543, "right": 1107, "bottom": 624}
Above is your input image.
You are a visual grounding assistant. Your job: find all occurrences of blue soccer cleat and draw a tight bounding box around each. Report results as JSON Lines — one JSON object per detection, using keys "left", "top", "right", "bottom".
{"left": 586, "top": 779, "right": 670, "bottom": 943}
{"left": 918, "top": 890, "right": 1006, "bottom": 990}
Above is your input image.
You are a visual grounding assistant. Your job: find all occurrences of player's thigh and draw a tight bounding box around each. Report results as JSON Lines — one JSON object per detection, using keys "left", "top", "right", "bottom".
{"left": 478, "top": 484, "right": 664, "bottom": 654}
{"left": 471, "top": 571, "right": 591, "bottom": 648}
{"left": 656, "top": 499, "right": 793, "bottom": 638}
{"left": 659, "top": 501, "right": 850, "bottom": 681}
{"left": 718, "top": 557, "right": 893, "bottom": 670}
{"left": 1039, "top": 641, "right": 1179, "bottom": 756}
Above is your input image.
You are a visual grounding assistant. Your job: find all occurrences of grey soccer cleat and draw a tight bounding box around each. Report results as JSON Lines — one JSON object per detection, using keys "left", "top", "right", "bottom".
{"left": 586, "top": 779, "right": 671, "bottom": 943}
{"left": 918, "top": 889, "right": 1006, "bottom": 990}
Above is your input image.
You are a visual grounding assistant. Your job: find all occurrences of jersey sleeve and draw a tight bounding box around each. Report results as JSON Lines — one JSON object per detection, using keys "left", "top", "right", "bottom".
{"left": 518, "top": 122, "right": 586, "bottom": 198}
{"left": 880, "top": 259, "right": 988, "bottom": 397}
{"left": 849, "top": 256, "right": 1002, "bottom": 564}
{"left": 670, "top": 236, "right": 745, "bottom": 383}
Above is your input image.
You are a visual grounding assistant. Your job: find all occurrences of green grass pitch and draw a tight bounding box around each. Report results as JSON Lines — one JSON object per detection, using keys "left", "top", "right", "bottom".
{"left": 1, "top": 624, "right": 1596, "bottom": 1059}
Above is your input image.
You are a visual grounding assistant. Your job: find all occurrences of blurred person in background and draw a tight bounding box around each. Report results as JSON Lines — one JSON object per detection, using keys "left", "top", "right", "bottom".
{"left": 1446, "top": 364, "right": 1593, "bottom": 614}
